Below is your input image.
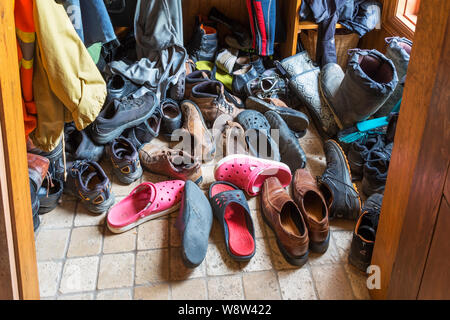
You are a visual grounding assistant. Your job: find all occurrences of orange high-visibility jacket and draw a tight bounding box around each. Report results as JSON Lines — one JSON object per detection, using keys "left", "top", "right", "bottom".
{"left": 14, "top": 0, "right": 37, "bottom": 139}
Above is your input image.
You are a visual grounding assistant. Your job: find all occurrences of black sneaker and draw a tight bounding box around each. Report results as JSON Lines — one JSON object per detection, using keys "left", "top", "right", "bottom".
{"left": 106, "top": 74, "right": 139, "bottom": 105}
{"left": 123, "top": 107, "right": 162, "bottom": 150}
{"left": 106, "top": 137, "right": 143, "bottom": 184}
{"left": 347, "top": 134, "right": 385, "bottom": 181}
{"left": 90, "top": 90, "right": 159, "bottom": 145}
{"left": 64, "top": 160, "right": 115, "bottom": 214}
{"left": 348, "top": 193, "right": 383, "bottom": 272}
{"left": 65, "top": 122, "right": 104, "bottom": 162}
{"left": 319, "top": 140, "right": 361, "bottom": 220}
{"left": 362, "top": 143, "right": 393, "bottom": 196}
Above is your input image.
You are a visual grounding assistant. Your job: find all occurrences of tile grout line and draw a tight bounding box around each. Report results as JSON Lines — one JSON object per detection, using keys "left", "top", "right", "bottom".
{"left": 53, "top": 200, "right": 78, "bottom": 300}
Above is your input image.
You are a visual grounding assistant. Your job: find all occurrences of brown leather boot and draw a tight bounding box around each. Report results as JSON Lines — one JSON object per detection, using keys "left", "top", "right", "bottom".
{"left": 27, "top": 153, "right": 50, "bottom": 191}
{"left": 261, "top": 176, "right": 309, "bottom": 266}
{"left": 179, "top": 100, "right": 216, "bottom": 163}
{"left": 189, "top": 80, "right": 243, "bottom": 127}
{"left": 139, "top": 144, "right": 203, "bottom": 184}
{"left": 292, "top": 169, "right": 330, "bottom": 253}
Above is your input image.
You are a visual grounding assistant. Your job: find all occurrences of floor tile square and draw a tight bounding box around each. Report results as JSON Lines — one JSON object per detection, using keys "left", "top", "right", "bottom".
{"left": 171, "top": 279, "right": 208, "bottom": 300}
{"left": 240, "top": 239, "right": 272, "bottom": 272}
{"left": 135, "top": 249, "right": 169, "bottom": 284}
{"left": 205, "top": 242, "right": 241, "bottom": 276}
{"left": 242, "top": 271, "right": 281, "bottom": 300}
{"left": 96, "top": 289, "right": 133, "bottom": 300}
{"left": 170, "top": 248, "right": 206, "bottom": 280}
{"left": 103, "top": 228, "right": 137, "bottom": 254}
{"left": 59, "top": 256, "right": 99, "bottom": 294}
{"left": 38, "top": 261, "right": 63, "bottom": 298}
{"left": 67, "top": 226, "right": 103, "bottom": 258}
{"left": 39, "top": 201, "right": 76, "bottom": 229}
{"left": 207, "top": 276, "right": 244, "bottom": 300}
{"left": 310, "top": 264, "right": 354, "bottom": 300}
{"left": 36, "top": 228, "right": 70, "bottom": 261}
{"left": 97, "top": 253, "right": 135, "bottom": 290}
{"left": 137, "top": 218, "right": 169, "bottom": 250}
{"left": 277, "top": 268, "right": 317, "bottom": 300}
{"left": 134, "top": 283, "right": 170, "bottom": 300}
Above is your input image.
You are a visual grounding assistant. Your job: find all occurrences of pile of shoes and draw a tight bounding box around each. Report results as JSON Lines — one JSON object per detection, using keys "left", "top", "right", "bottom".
{"left": 24, "top": 0, "right": 411, "bottom": 277}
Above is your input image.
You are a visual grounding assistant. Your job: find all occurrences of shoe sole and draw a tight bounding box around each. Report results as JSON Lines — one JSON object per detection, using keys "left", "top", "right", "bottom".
{"left": 260, "top": 206, "right": 309, "bottom": 267}
{"left": 107, "top": 203, "right": 180, "bottom": 234}
{"left": 246, "top": 97, "right": 309, "bottom": 132}
{"left": 328, "top": 139, "right": 362, "bottom": 220}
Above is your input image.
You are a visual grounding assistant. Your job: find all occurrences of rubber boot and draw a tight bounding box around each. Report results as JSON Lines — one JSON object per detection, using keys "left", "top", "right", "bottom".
{"left": 328, "top": 49, "right": 398, "bottom": 129}
{"left": 374, "top": 37, "right": 412, "bottom": 117}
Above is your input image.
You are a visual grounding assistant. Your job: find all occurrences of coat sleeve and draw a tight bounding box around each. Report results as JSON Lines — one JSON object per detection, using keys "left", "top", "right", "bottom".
{"left": 33, "top": 0, "right": 106, "bottom": 131}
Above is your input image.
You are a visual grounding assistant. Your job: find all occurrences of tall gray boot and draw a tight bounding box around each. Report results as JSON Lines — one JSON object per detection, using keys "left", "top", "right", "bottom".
{"left": 374, "top": 37, "right": 412, "bottom": 117}
{"left": 326, "top": 49, "right": 398, "bottom": 129}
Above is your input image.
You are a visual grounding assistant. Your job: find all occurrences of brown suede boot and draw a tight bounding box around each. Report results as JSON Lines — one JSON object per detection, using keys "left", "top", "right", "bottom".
{"left": 189, "top": 80, "right": 243, "bottom": 127}
{"left": 179, "top": 100, "right": 216, "bottom": 163}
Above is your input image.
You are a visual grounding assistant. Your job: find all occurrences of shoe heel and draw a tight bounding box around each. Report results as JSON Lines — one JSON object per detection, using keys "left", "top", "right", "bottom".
{"left": 309, "top": 232, "right": 331, "bottom": 254}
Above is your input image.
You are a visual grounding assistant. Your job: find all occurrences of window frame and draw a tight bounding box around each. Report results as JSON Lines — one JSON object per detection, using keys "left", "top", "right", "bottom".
{"left": 382, "top": 0, "right": 420, "bottom": 40}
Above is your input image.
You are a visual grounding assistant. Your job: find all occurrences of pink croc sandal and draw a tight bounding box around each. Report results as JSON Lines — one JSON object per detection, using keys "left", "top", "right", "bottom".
{"left": 214, "top": 154, "right": 292, "bottom": 196}
{"left": 107, "top": 180, "right": 185, "bottom": 233}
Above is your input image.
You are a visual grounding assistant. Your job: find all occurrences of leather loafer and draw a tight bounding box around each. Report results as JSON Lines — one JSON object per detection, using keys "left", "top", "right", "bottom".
{"left": 264, "top": 110, "right": 307, "bottom": 172}
{"left": 292, "top": 169, "right": 330, "bottom": 253}
{"left": 261, "top": 176, "right": 309, "bottom": 266}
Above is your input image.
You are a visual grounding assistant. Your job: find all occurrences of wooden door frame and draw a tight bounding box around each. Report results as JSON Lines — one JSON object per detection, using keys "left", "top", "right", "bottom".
{"left": 369, "top": 0, "right": 449, "bottom": 299}
{"left": 0, "top": 1, "right": 40, "bottom": 300}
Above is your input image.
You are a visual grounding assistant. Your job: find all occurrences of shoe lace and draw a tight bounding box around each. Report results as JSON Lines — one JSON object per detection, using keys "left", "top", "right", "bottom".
{"left": 317, "top": 175, "right": 359, "bottom": 199}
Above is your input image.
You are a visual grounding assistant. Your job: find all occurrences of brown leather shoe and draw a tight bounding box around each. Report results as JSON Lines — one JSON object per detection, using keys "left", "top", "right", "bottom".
{"left": 261, "top": 176, "right": 309, "bottom": 266}
{"left": 189, "top": 80, "right": 243, "bottom": 127}
{"left": 27, "top": 153, "right": 50, "bottom": 190}
{"left": 180, "top": 100, "right": 216, "bottom": 163}
{"left": 292, "top": 169, "right": 331, "bottom": 253}
{"left": 139, "top": 144, "right": 202, "bottom": 184}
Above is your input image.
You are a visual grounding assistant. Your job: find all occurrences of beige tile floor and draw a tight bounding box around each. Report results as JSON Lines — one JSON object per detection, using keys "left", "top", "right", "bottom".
{"left": 35, "top": 121, "right": 370, "bottom": 300}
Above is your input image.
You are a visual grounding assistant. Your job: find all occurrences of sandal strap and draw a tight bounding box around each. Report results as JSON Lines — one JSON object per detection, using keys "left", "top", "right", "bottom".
{"left": 210, "top": 189, "right": 250, "bottom": 222}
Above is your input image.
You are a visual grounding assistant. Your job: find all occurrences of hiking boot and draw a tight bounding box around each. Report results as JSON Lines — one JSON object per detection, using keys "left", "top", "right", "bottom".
{"left": 374, "top": 37, "right": 412, "bottom": 117}
{"left": 180, "top": 100, "right": 216, "bottom": 163}
{"left": 231, "top": 65, "right": 259, "bottom": 98}
{"left": 190, "top": 80, "right": 243, "bottom": 127}
{"left": 65, "top": 160, "right": 115, "bottom": 214}
{"left": 123, "top": 107, "right": 163, "bottom": 151}
{"left": 349, "top": 193, "right": 383, "bottom": 272}
{"left": 65, "top": 122, "right": 104, "bottom": 162}
{"left": 106, "top": 74, "right": 139, "bottom": 104}
{"left": 139, "top": 144, "right": 203, "bottom": 184}
{"left": 27, "top": 153, "right": 50, "bottom": 193}
{"left": 186, "top": 23, "right": 218, "bottom": 62}
{"left": 106, "top": 137, "right": 143, "bottom": 185}
{"left": 319, "top": 140, "right": 361, "bottom": 220}
{"left": 27, "top": 138, "right": 65, "bottom": 182}
{"left": 323, "top": 49, "right": 398, "bottom": 129}
{"left": 90, "top": 90, "right": 159, "bottom": 145}
{"left": 234, "top": 55, "right": 265, "bottom": 75}
{"left": 362, "top": 143, "right": 393, "bottom": 196}
{"left": 347, "top": 134, "right": 385, "bottom": 181}
{"left": 244, "top": 72, "right": 288, "bottom": 100}
{"left": 184, "top": 70, "right": 211, "bottom": 99}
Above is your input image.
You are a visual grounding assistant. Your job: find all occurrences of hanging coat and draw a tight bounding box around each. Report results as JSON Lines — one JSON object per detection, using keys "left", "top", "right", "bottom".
{"left": 31, "top": 0, "right": 107, "bottom": 151}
